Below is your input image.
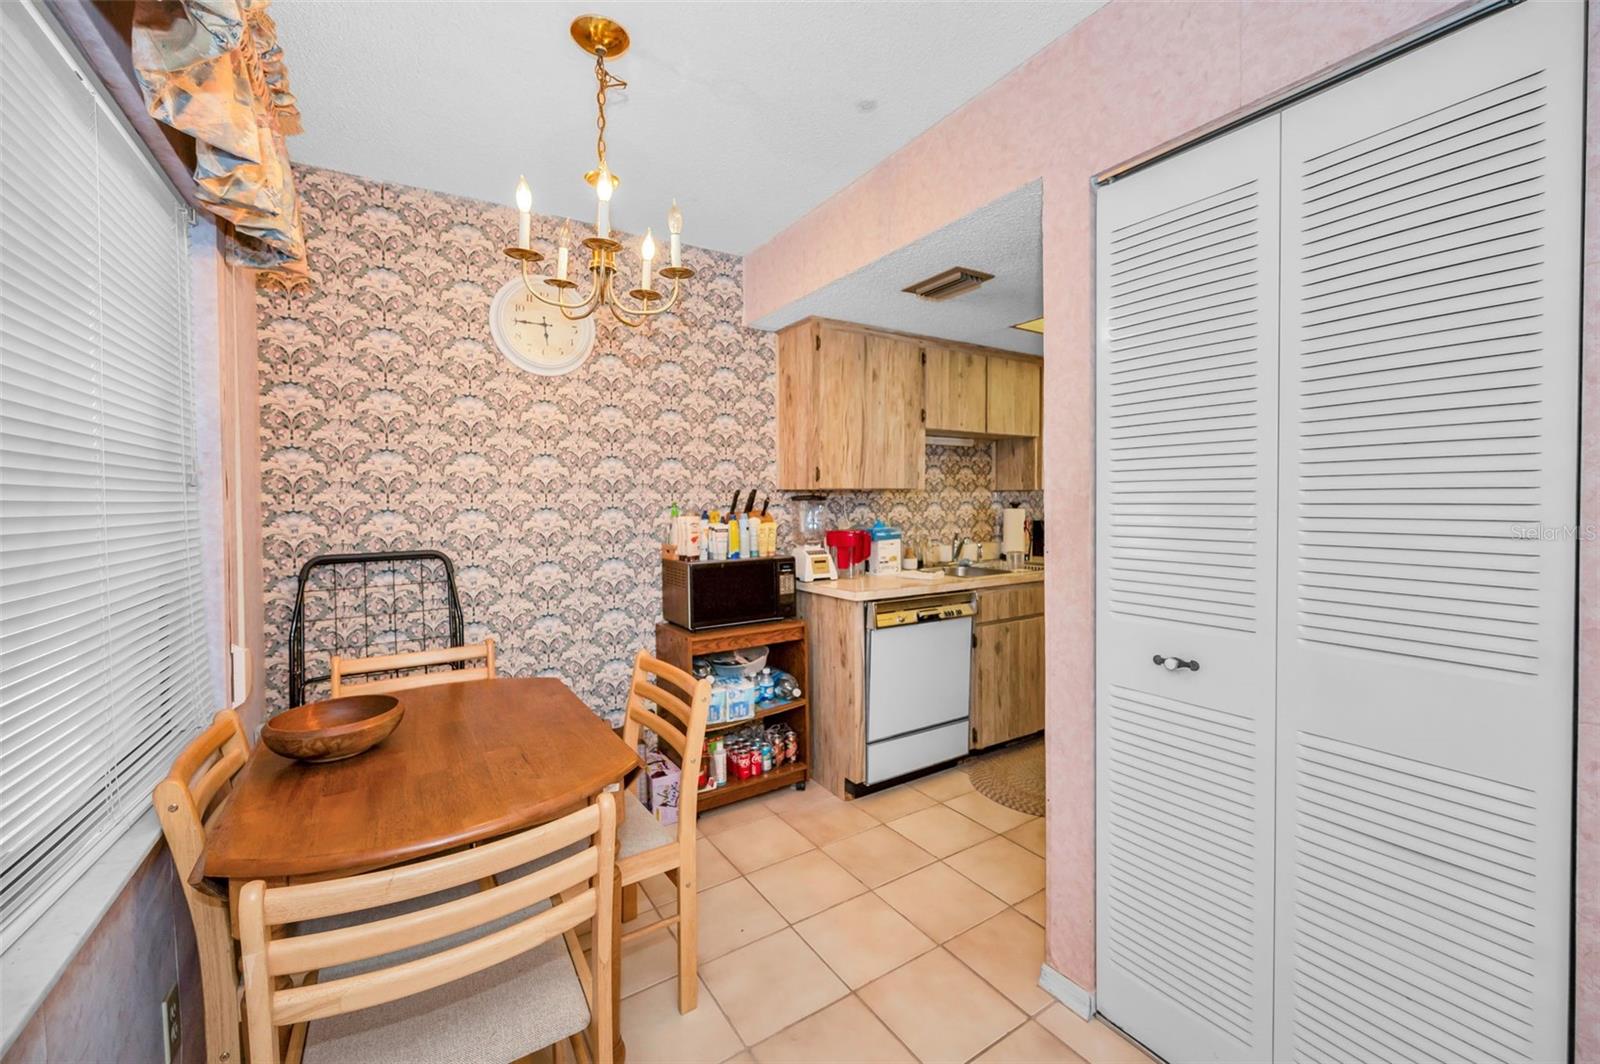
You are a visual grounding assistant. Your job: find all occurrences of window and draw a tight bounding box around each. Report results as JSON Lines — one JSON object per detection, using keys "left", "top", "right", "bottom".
{"left": 0, "top": 0, "right": 212, "bottom": 949}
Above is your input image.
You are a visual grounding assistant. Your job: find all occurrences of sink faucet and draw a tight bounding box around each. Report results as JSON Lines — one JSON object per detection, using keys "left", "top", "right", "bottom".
{"left": 952, "top": 536, "right": 967, "bottom": 563}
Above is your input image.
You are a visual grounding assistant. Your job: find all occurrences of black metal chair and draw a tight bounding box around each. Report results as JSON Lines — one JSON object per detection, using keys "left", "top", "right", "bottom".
{"left": 287, "top": 550, "right": 464, "bottom": 707}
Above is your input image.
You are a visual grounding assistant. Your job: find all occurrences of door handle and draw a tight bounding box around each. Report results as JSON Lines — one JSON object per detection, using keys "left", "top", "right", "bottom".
{"left": 1152, "top": 654, "right": 1200, "bottom": 673}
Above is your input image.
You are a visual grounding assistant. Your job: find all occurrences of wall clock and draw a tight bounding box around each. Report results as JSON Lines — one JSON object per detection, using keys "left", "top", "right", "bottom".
{"left": 489, "top": 279, "right": 598, "bottom": 375}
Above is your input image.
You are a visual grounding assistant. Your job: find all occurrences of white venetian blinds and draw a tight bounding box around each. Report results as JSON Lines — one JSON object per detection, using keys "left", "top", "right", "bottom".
{"left": 0, "top": 0, "right": 211, "bottom": 948}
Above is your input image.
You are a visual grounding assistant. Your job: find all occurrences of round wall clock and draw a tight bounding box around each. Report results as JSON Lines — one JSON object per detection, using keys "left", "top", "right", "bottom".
{"left": 489, "top": 278, "right": 598, "bottom": 375}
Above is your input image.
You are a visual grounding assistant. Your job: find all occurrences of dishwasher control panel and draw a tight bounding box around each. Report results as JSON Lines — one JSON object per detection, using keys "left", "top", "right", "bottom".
{"left": 871, "top": 595, "right": 976, "bottom": 629}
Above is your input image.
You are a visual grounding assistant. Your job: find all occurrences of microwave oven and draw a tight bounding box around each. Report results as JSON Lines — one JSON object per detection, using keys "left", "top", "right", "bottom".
{"left": 661, "top": 556, "right": 796, "bottom": 630}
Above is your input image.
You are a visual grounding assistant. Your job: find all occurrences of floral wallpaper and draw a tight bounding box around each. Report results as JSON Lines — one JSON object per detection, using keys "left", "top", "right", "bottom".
{"left": 257, "top": 166, "right": 1040, "bottom": 715}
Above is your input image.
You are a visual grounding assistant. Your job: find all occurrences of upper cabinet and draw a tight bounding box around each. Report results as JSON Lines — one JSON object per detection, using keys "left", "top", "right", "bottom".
{"left": 986, "top": 356, "right": 1042, "bottom": 437}
{"left": 924, "top": 345, "right": 988, "bottom": 434}
{"left": 778, "top": 321, "right": 924, "bottom": 490}
{"left": 776, "top": 318, "right": 1041, "bottom": 490}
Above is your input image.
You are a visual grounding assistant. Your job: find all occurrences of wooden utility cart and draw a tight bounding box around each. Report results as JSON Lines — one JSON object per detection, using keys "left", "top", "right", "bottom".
{"left": 655, "top": 617, "right": 810, "bottom": 811}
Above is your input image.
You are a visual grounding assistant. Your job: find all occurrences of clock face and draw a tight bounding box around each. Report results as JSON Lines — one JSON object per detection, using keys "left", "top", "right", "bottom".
{"left": 489, "top": 279, "right": 598, "bottom": 376}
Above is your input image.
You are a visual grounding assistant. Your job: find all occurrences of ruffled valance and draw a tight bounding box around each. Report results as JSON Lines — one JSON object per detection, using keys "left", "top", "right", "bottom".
{"left": 131, "top": 0, "right": 307, "bottom": 278}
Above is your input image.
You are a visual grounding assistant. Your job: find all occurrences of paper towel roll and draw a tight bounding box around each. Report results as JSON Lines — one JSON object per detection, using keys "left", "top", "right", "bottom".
{"left": 1002, "top": 507, "right": 1027, "bottom": 555}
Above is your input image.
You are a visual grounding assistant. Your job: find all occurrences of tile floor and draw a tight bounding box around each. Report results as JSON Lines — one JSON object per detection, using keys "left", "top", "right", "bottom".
{"left": 599, "top": 766, "right": 1158, "bottom": 1064}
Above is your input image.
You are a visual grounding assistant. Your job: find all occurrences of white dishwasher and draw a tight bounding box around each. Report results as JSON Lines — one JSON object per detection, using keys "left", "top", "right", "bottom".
{"left": 863, "top": 593, "right": 975, "bottom": 785}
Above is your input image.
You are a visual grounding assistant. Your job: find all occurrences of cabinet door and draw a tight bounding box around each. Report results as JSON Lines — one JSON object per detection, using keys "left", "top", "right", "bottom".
{"left": 861, "top": 333, "right": 925, "bottom": 489}
{"left": 971, "top": 615, "right": 1044, "bottom": 748}
{"left": 776, "top": 323, "right": 817, "bottom": 489}
{"left": 924, "top": 344, "right": 988, "bottom": 433}
{"left": 993, "top": 437, "right": 1040, "bottom": 491}
{"left": 810, "top": 324, "right": 866, "bottom": 488}
{"left": 1274, "top": 5, "right": 1580, "bottom": 1060}
{"left": 986, "top": 357, "right": 1041, "bottom": 436}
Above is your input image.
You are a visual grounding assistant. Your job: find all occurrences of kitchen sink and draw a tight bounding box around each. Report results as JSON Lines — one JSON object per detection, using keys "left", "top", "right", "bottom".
{"left": 919, "top": 563, "right": 1013, "bottom": 578}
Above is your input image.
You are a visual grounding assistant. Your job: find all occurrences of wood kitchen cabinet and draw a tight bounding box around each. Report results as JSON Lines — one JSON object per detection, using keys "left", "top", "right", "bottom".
{"left": 776, "top": 317, "right": 1041, "bottom": 489}
{"left": 971, "top": 584, "right": 1045, "bottom": 749}
{"left": 924, "top": 344, "right": 988, "bottom": 434}
{"left": 986, "top": 356, "right": 1042, "bottom": 437}
{"left": 777, "top": 320, "right": 923, "bottom": 489}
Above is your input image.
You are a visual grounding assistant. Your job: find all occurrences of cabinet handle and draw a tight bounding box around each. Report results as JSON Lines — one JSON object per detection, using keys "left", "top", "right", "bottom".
{"left": 1152, "top": 654, "right": 1200, "bottom": 673}
{"left": 814, "top": 465, "right": 820, "bottom": 482}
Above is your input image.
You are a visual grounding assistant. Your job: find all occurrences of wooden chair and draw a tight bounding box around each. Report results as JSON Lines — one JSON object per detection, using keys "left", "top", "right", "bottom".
{"left": 154, "top": 709, "right": 252, "bottom": 1064}
{"left": 617, "top": 651, "right": 713, "bottom": 1014}
{"left": 329, "top": 639, "right": 496, "bottom": 697}
{"left": 239, "top": 794, "right": 617, "bottom": 1064}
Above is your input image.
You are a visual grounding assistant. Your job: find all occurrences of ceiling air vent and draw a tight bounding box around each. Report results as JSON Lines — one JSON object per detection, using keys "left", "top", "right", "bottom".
{"left": 902, "top": 266, "right": 994, "bottom": 301}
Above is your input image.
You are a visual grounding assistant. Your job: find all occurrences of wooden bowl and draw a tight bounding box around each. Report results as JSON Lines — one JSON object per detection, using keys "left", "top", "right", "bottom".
{"left": 262, "top": 695, "right": 403, "bottom": 763}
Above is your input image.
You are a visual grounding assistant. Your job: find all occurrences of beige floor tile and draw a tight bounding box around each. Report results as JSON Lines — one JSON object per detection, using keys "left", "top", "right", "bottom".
{"left": 721, "top": 1053, "right": 756, "bottom": 1064}
{"left": 620, "top": 977, "right": 744, "bottom": 1064}
{"left": 709, "top": 815, "right": 814, "bottom": 874}
{"left": 619, "top": 922, "right": 683, "bottom": 998}
{"left": 700, "top": 928, "right": 848, "bottom": 1045}
{"left": 1014, "top": 891, "right": 1046, "bottom": 926}
{"left": 697, "top": 835, "right": 741, "bottom": 889}
{"left": 911, "top": 768, "right": 975, "bottom": 801}
{"left": 972, "top": 1020, "right": 1088, "bottom": 1063}
{"left": 750, "top": 995, "right": 915, "bottom": 1063}
{"left": 759, "top": 781, "right": 843, "bottom": 816}
{"left": 943, "top": 792, "right": 1035, "bottom": 834}
{"left": 746, "top": 849, "right": 867, "bottom": 922}
{"left": 699, "top": 800, "right": 778, "bottom": 838}
{"left": 693, "top": 877, "right": 787, "bottom": 962}
{"left": 780, "top": 799, "right": 878, "bottom": 847}
{"left": 822, "top": 825, "right": 936, "bottom": 888}
{"left": 944, "top": 836, "right": 1045, "bottom": 904}
{"left": 794, "top": 893, "right": 936, "bottom": 988}
{"left": 1003, "top": 817, "right": 1046, "bottom": 857}
{"left": 1035, "top": 1005, "right": 1159, "bottom": 1064}
{"left": 875, "top": 861, "right": 1007, "bottom": 942}
{"left": 858, "top": 948, "right": 1025, "bottom": 1064}
{"left": 946, "top": 909, "right": 1052, "bottom": 1013}
{"left": 851, "top": 784, "right": 937, "bottom": 822}
{"left": 886, "top": 805, "right": 994, "bottom": 859}
{"left": 639, "top": 873, "right": 679, "bottom": 917}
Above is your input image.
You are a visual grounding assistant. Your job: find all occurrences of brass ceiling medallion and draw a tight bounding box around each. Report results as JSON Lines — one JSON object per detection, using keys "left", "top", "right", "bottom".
{"left": 501, "top": 14, "right": 691, "bottom": 329}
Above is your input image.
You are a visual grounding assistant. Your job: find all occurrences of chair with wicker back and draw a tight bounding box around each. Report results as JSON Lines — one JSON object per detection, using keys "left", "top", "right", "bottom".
{"left": 154, "top": 709, "right": 252, "bottom": 1064}
{"left": 239, "top": 793, "right": 617, "bottom": 1064}
{"left": 615, "top": 651, "right": 713, "bottom": 1013}
{"left": 329, "top": 639, "right": 496, "bottom": 698}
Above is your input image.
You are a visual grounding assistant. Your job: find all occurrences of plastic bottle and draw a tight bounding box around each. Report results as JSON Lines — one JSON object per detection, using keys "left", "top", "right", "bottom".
{"left": 712, "top": 738, "right": 727, "bottom": 787}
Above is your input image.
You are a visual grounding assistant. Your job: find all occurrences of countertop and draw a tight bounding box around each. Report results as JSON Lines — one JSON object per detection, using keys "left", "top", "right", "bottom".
{"left": 795, "top": 566, "right": 1044, "bottom": 602}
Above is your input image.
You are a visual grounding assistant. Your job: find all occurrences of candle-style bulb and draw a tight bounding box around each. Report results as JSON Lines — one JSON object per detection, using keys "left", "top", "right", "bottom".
{"left": 514, "top": 176, "right": 533, "bottom": 212}
{"left": 641, "top": 228, "right": 656, "bottom": 262}
{"left": 667, "top": 199, "right": 683, "bottom": 235}
{"left": 596, "top": 165, "right": 614, "bottom": 202}
{"left": 667, "top": 199, "right": 683, "bottom": 268}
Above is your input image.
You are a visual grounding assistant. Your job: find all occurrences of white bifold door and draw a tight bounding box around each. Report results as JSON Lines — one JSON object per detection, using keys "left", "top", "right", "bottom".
{"left": 1095, "top": 3, "right": 1582, "bottom": 1062}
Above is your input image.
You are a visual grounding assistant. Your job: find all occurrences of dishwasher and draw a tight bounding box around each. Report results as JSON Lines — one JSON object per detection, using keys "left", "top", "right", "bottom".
{"left": 862, "top": 592, "right": 975, "bottom": 786}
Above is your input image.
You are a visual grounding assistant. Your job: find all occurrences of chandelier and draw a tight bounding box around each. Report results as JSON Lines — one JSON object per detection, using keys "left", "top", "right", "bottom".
{"left": 503, "top": 15, "right": 693, "bottom": 328}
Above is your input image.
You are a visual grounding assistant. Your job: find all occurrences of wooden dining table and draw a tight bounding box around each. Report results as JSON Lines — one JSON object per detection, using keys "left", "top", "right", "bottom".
{"left": 200, "top": 677, "right": 641, "bottom": 1063}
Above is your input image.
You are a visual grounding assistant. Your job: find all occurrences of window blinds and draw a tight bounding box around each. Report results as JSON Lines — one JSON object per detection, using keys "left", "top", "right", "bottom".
{"left": 0, "top": 0, "right": 211, "bottom": 949}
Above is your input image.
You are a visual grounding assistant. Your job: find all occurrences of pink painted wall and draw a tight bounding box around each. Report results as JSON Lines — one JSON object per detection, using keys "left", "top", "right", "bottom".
{"left": 744, "top": 0, "right": 1599, "bottom": 1053}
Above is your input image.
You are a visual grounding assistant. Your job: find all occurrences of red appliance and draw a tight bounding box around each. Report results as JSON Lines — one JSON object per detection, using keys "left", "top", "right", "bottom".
{"left": 825, "top": 529, "right": 870, "bottom": 577}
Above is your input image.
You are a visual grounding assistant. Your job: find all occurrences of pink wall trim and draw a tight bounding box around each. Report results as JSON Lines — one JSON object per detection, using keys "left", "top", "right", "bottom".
{"left": 743, "top": 0, "right": 1598, "bottom": 1047}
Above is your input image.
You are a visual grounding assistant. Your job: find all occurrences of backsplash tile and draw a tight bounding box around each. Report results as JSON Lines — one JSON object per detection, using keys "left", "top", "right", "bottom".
{"left": 257, "top": 166, "right": 1038, "bottom": 715}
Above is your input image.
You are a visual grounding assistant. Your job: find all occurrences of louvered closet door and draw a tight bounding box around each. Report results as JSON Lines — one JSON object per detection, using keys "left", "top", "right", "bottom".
{"left": 1274, "top": 3, "right": 1582, "bottom": 1060}
{"left": 1094, "top": 116, "right": 1279, "bottom": 1063}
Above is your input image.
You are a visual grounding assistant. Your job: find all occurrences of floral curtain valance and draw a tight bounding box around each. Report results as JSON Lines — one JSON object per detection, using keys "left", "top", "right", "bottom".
{"left": 131, "top": 0, "right": 306, "bottom": 277}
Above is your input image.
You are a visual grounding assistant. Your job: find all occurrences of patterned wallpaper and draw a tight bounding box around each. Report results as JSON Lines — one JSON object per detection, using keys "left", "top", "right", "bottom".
{"left": 256, "top": 166, "right": 1040, "bottom": 715}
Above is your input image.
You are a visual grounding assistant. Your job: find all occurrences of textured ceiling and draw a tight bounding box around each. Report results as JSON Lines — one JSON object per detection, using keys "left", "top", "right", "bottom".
{"left": 271, "top": 1, "right": 1103, "bottom": 254}
{"left": 750, "top": 182, "right": 1043, "bottom": 355}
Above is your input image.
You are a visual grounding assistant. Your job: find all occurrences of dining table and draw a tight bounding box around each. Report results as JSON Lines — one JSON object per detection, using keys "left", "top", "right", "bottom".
{"left": 199, "top": 676, "right": 642, "bottom": 1063}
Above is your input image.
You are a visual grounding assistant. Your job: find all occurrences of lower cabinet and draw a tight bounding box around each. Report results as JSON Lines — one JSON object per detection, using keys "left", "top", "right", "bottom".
{"left": 970, "top": 589, "right": 1044, "bottom": 749}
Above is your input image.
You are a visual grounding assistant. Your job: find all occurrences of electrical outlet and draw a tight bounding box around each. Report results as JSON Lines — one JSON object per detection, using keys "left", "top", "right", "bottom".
{"left": 160, "top": 982, "right": 180, "bottom": 1064}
